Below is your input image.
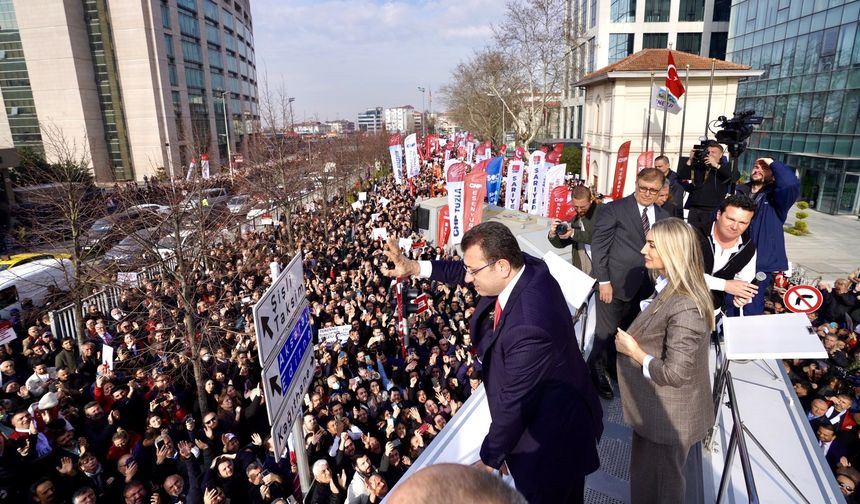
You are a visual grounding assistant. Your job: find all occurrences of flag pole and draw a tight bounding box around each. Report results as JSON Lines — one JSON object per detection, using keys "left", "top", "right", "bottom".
{"left": 660, "top": 89, "right": 669, "bottom": 156}
{"left": 646, "top": 71, "right": 654, "bottom": 152}
{"left": 704, "top": 58, "right": 716, "bottom": 138}
{"left": 678, "top": 64, "right": 690, "bottom": 162}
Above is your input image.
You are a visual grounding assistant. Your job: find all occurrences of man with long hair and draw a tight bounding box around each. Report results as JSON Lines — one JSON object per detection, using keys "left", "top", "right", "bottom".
{"left": 614, "top": 218, "right": 715, "bottom": 504}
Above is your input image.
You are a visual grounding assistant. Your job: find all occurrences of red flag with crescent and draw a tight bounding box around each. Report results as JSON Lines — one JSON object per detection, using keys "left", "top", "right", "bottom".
{"left": 666, "top": 51, "right": 685, "bottom": 99}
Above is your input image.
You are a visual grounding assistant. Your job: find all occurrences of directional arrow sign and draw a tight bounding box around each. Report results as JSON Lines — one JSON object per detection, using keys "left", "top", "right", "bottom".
{"left": 270, "top": 347, "right": 315, "bottom": 462}
{"left": 261, "top": 304, "right": 313, "bottom": 423}
{"left": 253, "top": 253, "right": 305, "bottom": 367}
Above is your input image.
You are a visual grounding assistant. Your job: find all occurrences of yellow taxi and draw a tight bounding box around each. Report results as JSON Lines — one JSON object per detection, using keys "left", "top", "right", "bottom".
{"left": 0, "top": 252, "right": 72, "bottom": 272}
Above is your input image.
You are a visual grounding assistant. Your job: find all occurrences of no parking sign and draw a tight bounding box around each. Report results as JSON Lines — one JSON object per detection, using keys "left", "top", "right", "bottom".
{"left": 783, "top": 284, "right": 824, "bottom": 314}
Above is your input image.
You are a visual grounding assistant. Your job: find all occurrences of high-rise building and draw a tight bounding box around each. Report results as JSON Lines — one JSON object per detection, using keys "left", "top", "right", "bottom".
{"left": 384, "top": 106, "right": 415, "bottom": 133}
{"left": 561, "top": 0, "right": 732, "bottom": 142}
{"left": 357, "top": 107, "right": 383, "bottom": 133}
{"left": 727, "top": 0, "right": 860, "bottom": 215}
{"left": 0, "top": 0, "right": 260, "bottom": 182}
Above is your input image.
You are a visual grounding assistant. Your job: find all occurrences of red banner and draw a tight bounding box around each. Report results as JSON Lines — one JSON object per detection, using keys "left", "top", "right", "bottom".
{"left": 546, "top": 143, "right": 564, "bottom": 164}
{"left": 611, "top": 141, "right": 631, "bottom": 200}
{"left": 547, "top": 185, "right": 570, "bottom": 220}
{"left": 463, "top": 170, "right": 487, "bottom": 235}
{"left": 472, "top": 159, "right": 490, "bottom": 173}
{"left": 514, "top": 146, "right": 526, "bottom": 160}
{"left": 636, "top": 151, "right": 654, "bottom": 173}
{"left": 437, "top": 205, "right": 451, "bottom": 246}
{"left": 585, "top": 142, "right": 591, "bottom": 180}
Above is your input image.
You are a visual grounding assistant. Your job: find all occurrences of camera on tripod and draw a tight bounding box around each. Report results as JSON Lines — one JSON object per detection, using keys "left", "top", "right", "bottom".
{"left": 690, "top": 137, "right": 710, "bottom": 165}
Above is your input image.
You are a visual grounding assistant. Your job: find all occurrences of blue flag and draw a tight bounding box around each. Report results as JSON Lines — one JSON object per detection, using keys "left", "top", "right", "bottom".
{"left": 486, "top": 156, "right": 504, "bottom": 205}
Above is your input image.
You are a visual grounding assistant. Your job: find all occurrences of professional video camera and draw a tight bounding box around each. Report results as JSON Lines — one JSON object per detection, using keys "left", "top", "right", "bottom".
{"left": 714, "top": 110, "right": 763, "bottom": 158}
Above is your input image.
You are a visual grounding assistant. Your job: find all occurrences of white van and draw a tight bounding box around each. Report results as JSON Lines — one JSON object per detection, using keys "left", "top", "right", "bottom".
{"left": 0, "top": 258, "right": 76, "bottom": 319}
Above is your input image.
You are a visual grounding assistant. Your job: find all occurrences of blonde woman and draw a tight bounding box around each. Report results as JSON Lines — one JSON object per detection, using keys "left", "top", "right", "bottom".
{"left": 615, "top": 217, "right": 715, "bottom": 504}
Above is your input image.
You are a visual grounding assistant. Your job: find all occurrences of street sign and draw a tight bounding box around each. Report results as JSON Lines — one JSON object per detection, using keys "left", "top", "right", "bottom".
{"left": 253, "top": 253, "right": 305, "bottom": 366}
{"left": 783, "top": 284, "right": 823, "bottom": 314}
{"left": 270, "top": 345, "right": 316, "bottom": 462}
{"left": 262, "top": 304, "right": 312, "bottom": 423}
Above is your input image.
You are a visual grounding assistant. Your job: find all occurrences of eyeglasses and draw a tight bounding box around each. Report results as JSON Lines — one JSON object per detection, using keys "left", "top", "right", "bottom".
{"left": 463, "top": 261, "right": 497, "bottom": 276}
{"left": 637, "top": 185, "right": 661, "bottom": 195}
{"left": 204, "top": 417, "right": 217, "bottom": 424}
{"left": 840, "top": 482, "right": 855, "bottom": 492}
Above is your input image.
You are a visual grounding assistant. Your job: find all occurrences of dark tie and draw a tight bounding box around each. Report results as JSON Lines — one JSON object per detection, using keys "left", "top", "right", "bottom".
{"left": 641, "top": 207, "right": 650, "bottom": 234}
{"left": 493, "top": 298, "right": 502, "bottom": 330}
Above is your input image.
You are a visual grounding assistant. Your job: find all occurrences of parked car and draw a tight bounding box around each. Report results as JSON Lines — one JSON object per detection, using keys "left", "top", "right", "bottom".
{"left": 226, "top": 195, "right": 251, "bottom": 214}
{"left": 155, "top": 229, "right": 197, "bottom": 259}
{"left": 103, "top": 228, "right": 159, "bottom": 265}
{"left": 83, "top": 208, "right": 162, "bottom": 252}
{"left": 129, "top": 203, "right": 170, "bottom": 215}
{"left": 0, "top": 252, "right": 72, "bottom": 272}
{"left": 182, "top": 187, "right": 231, "bottom": 209}
{"left": 0, "top": 257, "right": 75, "bottom": 318}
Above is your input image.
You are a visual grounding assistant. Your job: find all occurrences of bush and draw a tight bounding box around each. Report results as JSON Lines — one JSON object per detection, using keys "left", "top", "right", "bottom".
{"left": 785, "top": 226, "right": 804, "bottom": 236}
{"left": 797, "top": 201, "right": 810, "bottom": 210}
{"left": 796, "top": 211, "right": 809, "bottom": 220}
{"left": 793, "top": 220, "right": 809, "bottom": 232}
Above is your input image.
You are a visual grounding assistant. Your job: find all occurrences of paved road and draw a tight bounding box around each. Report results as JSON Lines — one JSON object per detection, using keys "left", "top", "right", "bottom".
{"left": 784, "top": 205, "right": 860, "bottom": 282}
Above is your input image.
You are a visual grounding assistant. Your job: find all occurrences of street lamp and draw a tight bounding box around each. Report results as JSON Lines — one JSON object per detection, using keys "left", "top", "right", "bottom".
{"left": 220, "top": 91, "right": 233, "bottom": 181}
{"left": 288, "top": 97, "right": 295, "bottom": 130}
{"left": 417, "top": 86, "right": 426, "bottom": 136}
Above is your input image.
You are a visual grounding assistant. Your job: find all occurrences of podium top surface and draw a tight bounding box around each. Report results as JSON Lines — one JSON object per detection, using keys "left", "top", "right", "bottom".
{"left": 723, "top": 312, "right": 828, "bottom": 361}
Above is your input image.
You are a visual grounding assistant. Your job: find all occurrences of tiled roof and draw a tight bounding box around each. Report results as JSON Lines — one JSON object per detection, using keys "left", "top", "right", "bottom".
{"left": 578, "top": 49, "right": 752, "bottom": 84}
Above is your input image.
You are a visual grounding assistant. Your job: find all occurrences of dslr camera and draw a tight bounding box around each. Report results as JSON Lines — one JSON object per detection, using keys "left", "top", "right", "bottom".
{"left": 556, "top": 222, "right": 570, "bottom": 235}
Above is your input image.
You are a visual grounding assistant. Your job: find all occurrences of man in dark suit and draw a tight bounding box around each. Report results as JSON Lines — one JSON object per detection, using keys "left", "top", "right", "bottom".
{"left": 381, "top": 222, "right": 603, "bottom": 504}
{"left": 654, "top": 155, "right": 684, "bottom": 219}
{"left": 590, "top": 168, "right": 668, "bottom": 399}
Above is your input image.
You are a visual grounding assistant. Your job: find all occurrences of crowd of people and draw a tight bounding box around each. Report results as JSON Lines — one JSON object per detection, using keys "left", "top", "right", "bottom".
{"left": 0, "top": 163, "right": 486, "bottom": 504}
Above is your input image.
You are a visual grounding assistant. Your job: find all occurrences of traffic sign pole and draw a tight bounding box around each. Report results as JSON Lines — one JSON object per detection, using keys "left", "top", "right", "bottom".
{"left": 262, "top": 254, "right": 313, "bottom": 495}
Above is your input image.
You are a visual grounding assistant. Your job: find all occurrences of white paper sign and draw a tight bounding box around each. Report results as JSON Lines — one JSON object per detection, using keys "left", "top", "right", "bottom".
{"left": 358, "top": 192, "right": 367, "bottom": 201}
{"left": 0, "top": 321, "right": 17, "bottom": 346}
{"left": 370, "top": 213, "right": 380, "bottom": 222}
{"left": 101, "top": 345, "right": 115, "bottom": 370}
{"left": 116, "top": 272, "right": 139, "bottom": 288}
{"left": 372, "top": 228, "right": 389, "bottom": 241}
{"left": 318, "top": 325, "right": 352, "bottom": 345}
{"left": 379, "top": 197, "right": 391, "bottom": 208}
{"left": 351, "top": 201, "right": 362, "bottom": 210}
{"left": 398, "top": 238, "right": 413, "bottom": 251}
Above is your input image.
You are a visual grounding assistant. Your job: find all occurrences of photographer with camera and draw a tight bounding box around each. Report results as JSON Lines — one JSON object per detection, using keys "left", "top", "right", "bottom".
{"left": 548, "top": 185, "right": 602, "bottom": 275}
{"left": 678, "top": 141, "right": 735, "bottom": 236}
{"left": 736, "top": 157, "right": 800, "bottom": 315}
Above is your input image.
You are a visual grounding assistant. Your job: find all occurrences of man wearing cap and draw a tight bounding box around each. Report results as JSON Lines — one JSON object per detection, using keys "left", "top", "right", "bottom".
{"left": 736, "top": 157, "right": 800, "bottom": 315}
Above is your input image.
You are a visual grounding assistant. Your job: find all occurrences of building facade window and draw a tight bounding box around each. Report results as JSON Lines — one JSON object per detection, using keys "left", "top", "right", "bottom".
{"left": 676, "top": 32, "right": 701, "bottom": 54}
{"left": 608, "top": 33, "right": 634, "bottom": 63}
{"left": 610, "top": 0, "right": 636, "bottom": 23}
{"left": 643, "top": 33, "right": 668, "bottom": 49}
{"left": 678, "top": 0, "right": 704, "bottom": 21}
{"left": 181, "top": 39, "right": 202, "bottom": 64}
{"left": 589, "top": 0, "right": 597, "bottom": 29}
{"left": 208, "top": 46, "right": 222, "bottom": 69}
{"left": 161, "top": 2, "right": 171, "bottom": 29}
{"left": 709, "top": 32, "right": 728, "bottom": 59}
{"left": 178, "top": 11, "right": 199, "bottom": 38}
{"left": 204, "top": 0, "right": 219, "bottom": 22}
{"left": 645, "top": 0, "right": 670, "bottom": 22}
{"left": 713, "top": 0, "right": 730, "bottom": 22}
{"left": 177, "top": 0, "right": 197, "bottom": 13}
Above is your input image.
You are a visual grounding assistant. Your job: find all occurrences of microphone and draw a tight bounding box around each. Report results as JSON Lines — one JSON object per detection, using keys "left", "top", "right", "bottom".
{"left": 750, "top": 272, "right": 767, "bottom": 286}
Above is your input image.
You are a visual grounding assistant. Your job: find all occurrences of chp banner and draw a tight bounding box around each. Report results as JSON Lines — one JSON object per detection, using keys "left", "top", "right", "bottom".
{"left": 485, "top": 156, "right": 504, "bottom": 206}
{"left": 611, "top": 141, "right": 632, "bottom": 200}
{"left": 463, "top": 170, "right": 487, "bottom": 235}
{"left": 651, "top": 85, "right": 683, "bottom": 115}
{"left": 446, "top": 162, "right": 468, "bottom": 245}
{"left": 585, "top": 142, "right": 591, "bottom": 180}
{"left": 504, "top": 158, "right": 525, "bottom": 211}
{"left": 547, "top": 185, "right": 571, "bottom": 220}
{"left": 526, "top": 150, "right": 547, "bottom": 215}
{"left": 636, "top": 151, "right": 655, "bottom": 172}
{"left": 437, "top": 205, "right": 451, "bottom": 246}
{"left": 404, "top": 133, "right": 420, "bottom": 178}
{"left": 541, "top": 163, "right": 566, "bottom": 216}
{"left": 389, "top": 133, "right": 405, "bottom": 184}
{"left": 466, "top": 141, "right": 476, "bottom": 164}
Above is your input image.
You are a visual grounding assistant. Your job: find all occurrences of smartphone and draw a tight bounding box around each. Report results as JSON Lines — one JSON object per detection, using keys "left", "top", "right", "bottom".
{"left": 386, "top": 418, "right": 394, "bottom": 429}
{"left": 418, "top": 423, "right": 430, "bottom": 434}
{"left": 391, "top": 438, "right": 401, "bottom": 448}
{"left": 155, "top": 439, "right": 165, "bottom": 451}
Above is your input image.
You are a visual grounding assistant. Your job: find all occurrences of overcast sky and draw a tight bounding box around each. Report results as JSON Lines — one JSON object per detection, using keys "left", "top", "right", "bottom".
{"left": 249, "top": 0, "right": 505, "bottom": 123}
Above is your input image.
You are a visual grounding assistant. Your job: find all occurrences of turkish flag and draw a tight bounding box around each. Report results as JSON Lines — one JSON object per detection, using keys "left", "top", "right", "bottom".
{"left": 666, "top": 51, "right": 685, "bottom": 99}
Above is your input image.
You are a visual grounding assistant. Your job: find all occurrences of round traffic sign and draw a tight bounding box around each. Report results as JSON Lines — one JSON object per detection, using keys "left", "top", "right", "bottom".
{"left": 783, "top": 284, "right": 823, "bottom": 314}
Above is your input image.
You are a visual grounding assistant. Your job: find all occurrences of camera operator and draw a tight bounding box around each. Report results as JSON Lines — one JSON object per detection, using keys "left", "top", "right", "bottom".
{"left": 678, "top": 141, "right": 736, "bottom": 236}
{"left": 548, "top": 185, "right": 602, "bottom": 275}
{"left": 736, "top": 157, "right": 800, "bottom": 315}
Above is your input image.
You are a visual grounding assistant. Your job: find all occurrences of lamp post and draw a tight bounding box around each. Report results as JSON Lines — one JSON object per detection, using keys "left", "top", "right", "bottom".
{"left": 220, "top": 91, "right": 233, "bottom": 181}
{"left": 417, "top": 86, "right": 426, "bottom": 136}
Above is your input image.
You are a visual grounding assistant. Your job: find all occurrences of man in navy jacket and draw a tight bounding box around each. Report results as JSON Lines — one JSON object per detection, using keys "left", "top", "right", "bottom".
{"left": 737, "top": 157, "right": 800, "bottom": 314}
{"left": 381, "top": 222, "right": 603, "bottom": 504}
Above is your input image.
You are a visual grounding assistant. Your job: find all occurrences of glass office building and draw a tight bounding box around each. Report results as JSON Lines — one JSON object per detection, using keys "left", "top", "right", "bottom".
{"left": 727, "top": 0, "right": 860, "bottom": 214}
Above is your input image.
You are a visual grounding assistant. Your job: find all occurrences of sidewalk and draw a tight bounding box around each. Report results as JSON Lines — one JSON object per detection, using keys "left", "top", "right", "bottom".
{"left": 784, "top": 204, "right": 860, "bottom": 283}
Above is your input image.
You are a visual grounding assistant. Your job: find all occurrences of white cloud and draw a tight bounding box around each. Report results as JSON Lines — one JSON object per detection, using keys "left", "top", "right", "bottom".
{"left": 250, "top": 0, "right": 506, "bottom": 121}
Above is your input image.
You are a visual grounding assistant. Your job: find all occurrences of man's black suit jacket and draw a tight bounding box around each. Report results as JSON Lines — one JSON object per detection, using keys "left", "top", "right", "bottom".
{"left": 430, "top": 253, "right": 603, "bottom": 494}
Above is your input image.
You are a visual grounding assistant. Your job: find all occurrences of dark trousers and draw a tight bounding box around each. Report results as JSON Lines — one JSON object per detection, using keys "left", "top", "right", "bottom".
{"left": 687, "top": 207, "right": 716, "bottom": 237}
{"left": 520, "top": 474, "right": 585, "bottom": 504}
{"left": 588, "top": 283, "right": 651, "bottom": 373}
{"left": 630, "top": 432, "right": 696, "bottom": 504}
